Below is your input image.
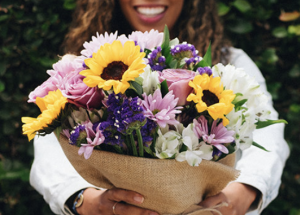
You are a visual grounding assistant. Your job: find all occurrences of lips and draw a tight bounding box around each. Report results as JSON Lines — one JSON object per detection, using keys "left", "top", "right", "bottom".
{"left": 135, "top": 6, "right": 167, "bottom": 23}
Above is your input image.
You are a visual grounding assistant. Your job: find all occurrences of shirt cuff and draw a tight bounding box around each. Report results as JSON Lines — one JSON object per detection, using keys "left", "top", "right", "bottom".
{"left": 234, "top": 172, "right": 267, "bottom": 213}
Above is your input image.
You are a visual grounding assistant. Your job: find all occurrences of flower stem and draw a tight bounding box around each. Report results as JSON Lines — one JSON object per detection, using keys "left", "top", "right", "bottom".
{"left": 124, "top": 135, "right": 132, "bottom": 155}
{"left": 130, "top": 133, "right": 138, "bottom": 156}
{"left": 136, "top": 129, "right": 144, "bottom": 157}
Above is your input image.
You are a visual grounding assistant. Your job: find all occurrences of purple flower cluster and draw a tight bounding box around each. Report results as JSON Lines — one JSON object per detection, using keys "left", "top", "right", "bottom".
{"left": 140, "top": 118, "right": 157, "bottom": 143}
{"left": 197, "top": 67, "right": 213, "bottom": 76}
{"left": 185, "top": 56, "right": 202, "bottom": 68}
{"left": 99, "top": 93, "right": 154, "bottom": 146}
{"left": 69, "top": 124, "right": 86, "bottom": 145}
{"left": 170, "top": 43, "right": 199, "bottom": 60}
{"left": 147, "top": 46, "right": 166, "bottom": 71}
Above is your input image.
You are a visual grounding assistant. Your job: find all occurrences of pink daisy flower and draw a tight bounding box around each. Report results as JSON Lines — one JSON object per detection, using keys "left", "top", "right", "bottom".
{"left": 193, "top": 116, "right": 235, "bottom": 154}
{"left": 81, "top": 32, "right": 118, "bottom": 58}
{"left": 142, "top": 89, "right": 182, "bottom": 128}
{"left": 128, "top": 30, "right": 163, "bottom": 51}
{"left": 78, "top": 122, "right": 105, "bottom": 159}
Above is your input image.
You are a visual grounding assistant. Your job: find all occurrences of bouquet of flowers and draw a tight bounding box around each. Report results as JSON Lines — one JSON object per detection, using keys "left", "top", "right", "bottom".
{"left": 22, "top": 27, "right": 286, "bottom": 214}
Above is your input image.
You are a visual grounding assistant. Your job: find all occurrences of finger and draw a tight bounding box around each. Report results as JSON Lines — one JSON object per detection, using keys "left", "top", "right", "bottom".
{"left": 106, "top": 188, "right": 145, "bottom": 205}
{"left": 199, "top": 193, "right": 227, "bottom": 208}
{"left": 114, "top": 202, "right": 159, "bottom": 215}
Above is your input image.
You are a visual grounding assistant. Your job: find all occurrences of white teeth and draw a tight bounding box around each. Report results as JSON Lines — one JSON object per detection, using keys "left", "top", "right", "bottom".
{"left": 137, "top": 7, "right": 165, "bottom": 16}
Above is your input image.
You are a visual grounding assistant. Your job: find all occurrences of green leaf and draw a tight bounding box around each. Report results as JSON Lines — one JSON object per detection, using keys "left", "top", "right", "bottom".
{"left": 252, "top": 141, "right": 270, "bottom": 152}
{"left": 288, "top": 25, "right": 300, "bottom": 36}
{"left": 272, "top": 27, "right": 288, "bottom": 38}
{"left": 169, "top": 59, "right": 178, "bottom": 68}
{"left": 218, "top": 2, "right": 231, "bottom": 16}
{"left": 0, "top": 15, "right": 9, "bottom": 22}
{"left": 63, "top": 0, "right": 77, "bottom": 10}
{"left": 161, "top": 25, "right": 170, "bottom": 55}
{"left": 289, "top": 104, "right": 300, "bottom": 113}
{"left": 289, "top": 64, "right": 300, "bottom": 78}
{"left": 128, "top": 81, "right": 143, "bottom": 97}
{"left": 234, "top": 99, "right": 248, "bottom": 111}
{"left": 228, "top": 19, "right": 253, "bottom": 34}
{"left": 144, "top": 48, "right": 152, "bottom": 58}
{"left": 194, "top": 42, "right": 212, "bottom": 68}
{"left": 0, "top": 80, "right": 5, "bottom": 92}
{"left": 261, "top": 48, "right": 278, "bottom": 64}
{"left": 144, "top": 146, "right": 155, "bottom": 157}
{"left": 232, "top": 0, "right": 252, "bottom": 13}
{"left": 160, "top": 80, "right": 169, "bottom": 97}
{"left": 54, "top": 127, "right": 62, "bottom": 139}
{"left": 134, "top": 77, "right": 143, "bottom": 85}
{"left": 203, "top": 42, "right": 212, "bottom": 67}
{"left": 0, "top": 61, "right": 7, "bottom": 76}
{"left": 256, "top": 119, "right": 288, "bottom": 129}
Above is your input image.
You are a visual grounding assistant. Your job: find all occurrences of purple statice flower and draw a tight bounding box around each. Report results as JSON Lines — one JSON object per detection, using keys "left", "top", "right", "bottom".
{"left": 185, "top": 56, "right": 203, "bottom": 69}
{"left": 170, "top": 42, "right": 199, "bottom": 60}
{"left": 117, "top": 97, "right": 146, "bottom": 134}
{"left": 128, "top": 30, "right": 164, "bottom": 52}
{"left": 212, "top": 147, "right": 224, "bottom": 158}
{"left": 193, "top": 116, "right": 235, "bottom": 154}
{"left": 99, "top": 114, "right": 123, "bottom": 146}
{"left": 147, "top": 46, "right": 166, "bottom": 71}
{"left": 69, "top": 124, "right": 86, "bottom": 145}
{"left": 78, "top": 122, "right": 105, "bottom": 159}
{"left": 197, "top": 67, "right": 213, "bottom": 76}
{"left": 99, "top": 93, "right": 146, "bottom": 145}
{"left": 142, "top": 89, "right": 182, "bottom": 128}
{"left": 140, "top": 118, "right": 157, "bottom": 143}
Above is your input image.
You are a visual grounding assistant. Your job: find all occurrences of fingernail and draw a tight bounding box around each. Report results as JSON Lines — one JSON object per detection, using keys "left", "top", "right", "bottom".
{"left": 133, "top": 195, "right": 144, "bottom": 203}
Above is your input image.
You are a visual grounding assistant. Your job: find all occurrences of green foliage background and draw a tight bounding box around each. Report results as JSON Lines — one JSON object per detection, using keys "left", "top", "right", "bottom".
{"left": 0, "top": 0, "right": 299, "bottom": 214}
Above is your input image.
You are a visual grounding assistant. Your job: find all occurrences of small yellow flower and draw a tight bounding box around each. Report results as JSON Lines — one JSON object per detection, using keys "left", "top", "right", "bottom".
{"left": 80, "top": 40, "right": 146, "bottom": 94}
{"left": 22, "top": 90, "right": 68, "bottom": 141}
{"left": 187, "top": 74, "right": 235, "bottom": 126}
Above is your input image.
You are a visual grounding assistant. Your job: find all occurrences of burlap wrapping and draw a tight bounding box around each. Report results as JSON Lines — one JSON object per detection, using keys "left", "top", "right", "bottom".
{"left": 58, "top": 134, "right": 239, "bottom": 215}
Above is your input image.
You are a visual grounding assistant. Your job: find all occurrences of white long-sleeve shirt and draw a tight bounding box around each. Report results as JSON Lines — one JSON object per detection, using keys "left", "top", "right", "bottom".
{"left": 30, "top": 48, "right": 290, "bottom": 215}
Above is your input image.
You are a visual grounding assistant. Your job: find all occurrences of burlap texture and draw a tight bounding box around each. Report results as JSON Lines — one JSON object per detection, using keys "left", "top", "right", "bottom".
{"left": 58, "top": 134, "right": 239, "bottom": 215}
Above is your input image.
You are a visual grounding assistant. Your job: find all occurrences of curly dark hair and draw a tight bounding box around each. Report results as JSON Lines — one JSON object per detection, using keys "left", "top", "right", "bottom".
{"left": 64, "top": 0, "right": 230, "bottom": 64}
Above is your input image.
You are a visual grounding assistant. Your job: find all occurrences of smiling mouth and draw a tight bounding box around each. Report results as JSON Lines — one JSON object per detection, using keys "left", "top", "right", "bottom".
{"left": 135, "top": 6, "right": 167, "bottom": 17}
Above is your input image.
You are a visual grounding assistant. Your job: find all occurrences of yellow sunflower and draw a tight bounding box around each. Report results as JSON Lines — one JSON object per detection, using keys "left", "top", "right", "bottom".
{"left": 80, "top": 40, "right": 146, "bottom": 94}
{"left": 22, "top": 90, "right": 68, "bottom": 141}
{"left": 187, "top": 74, "right": 235, "bottom": 126}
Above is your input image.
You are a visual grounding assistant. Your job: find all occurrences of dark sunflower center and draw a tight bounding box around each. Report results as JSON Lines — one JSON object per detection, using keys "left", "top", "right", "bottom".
{"left": 202, "top": 90, "right": 219, "bottom": 106}
{"left": 101, "top": 61, "right": 128, "bottom": 80}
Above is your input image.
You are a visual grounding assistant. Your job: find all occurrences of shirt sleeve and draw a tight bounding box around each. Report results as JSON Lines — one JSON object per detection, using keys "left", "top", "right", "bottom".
{"left": 229, "top": 47, "right": 290, "bottom": 213}
{"left": 29, "top": 133, "right": 97, "bottom": 215}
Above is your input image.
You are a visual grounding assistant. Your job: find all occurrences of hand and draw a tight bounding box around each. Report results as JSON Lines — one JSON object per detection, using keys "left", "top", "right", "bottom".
{"left": 76, "top": 187, "right": 159, "bottom": 215}
{"left": 198, "top": 182, "right": 259, "bottom": 215}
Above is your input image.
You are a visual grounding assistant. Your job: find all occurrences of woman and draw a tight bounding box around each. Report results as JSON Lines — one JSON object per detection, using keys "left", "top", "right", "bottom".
{"left": 30, "top": 0, "right": 289, "bottom": 215}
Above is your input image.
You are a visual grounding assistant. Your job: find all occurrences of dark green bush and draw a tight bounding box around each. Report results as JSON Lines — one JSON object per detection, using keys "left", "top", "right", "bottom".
{"left": 0, "top": 0, "right": 299, "bottom": 214}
